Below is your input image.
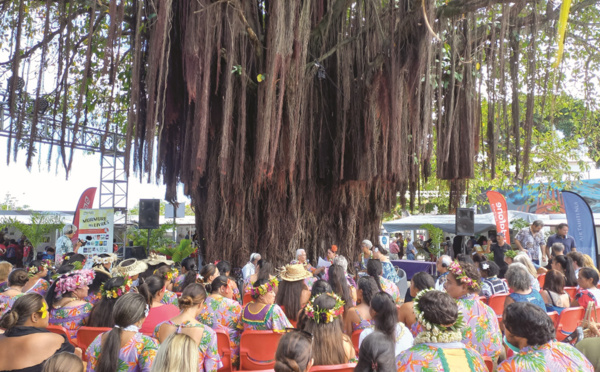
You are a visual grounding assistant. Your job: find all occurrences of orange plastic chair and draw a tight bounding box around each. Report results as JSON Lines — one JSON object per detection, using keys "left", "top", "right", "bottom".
{"left": 310, "top": 363, "right": 357, "bottom": 372}
{"left": 175, "top": 292, "right": 182, "bottom": 298}
{"left": 239, "top": 330, "right": 282, "bottom": 370}
{"left": 546, "top": 311, "right": 559, "bottom": 329}
{"left": 351, "top": 330, "right": 362, "bottom": 354}
{"left": 243, "top": 293, "right": 254, "bottom": 305}
{"left": 47, "top": 325, "right": 76, "bottom": 345}
{"left": 537, "top": 273, "right": 546, "bottom": 289}
{"left": 76, "top": 326, "right": 111, "bottom": 361}
{"left": 556, "top": 306, "right": 585, "bottom": 341}
{"left": 216, "top": 329, "right": 232, "bottom": 372}
{"left": 478, "top": 296, "right": 488, "bottom": 305}
{"left": 488, "top": 293, "right": 509, "bottom": 316}
{"left": 483, "top": 356, "right": 494, "bottom": 372}
{"left": 565, "top": 287, "right": 577, "bottom": 301}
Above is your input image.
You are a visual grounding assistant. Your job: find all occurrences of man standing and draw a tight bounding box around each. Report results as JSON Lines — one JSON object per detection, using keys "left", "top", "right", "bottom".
{"left": 242, "top": 252, "right": 261, "bottom": 280}
{"left": 485, "top": 232, "right": 511, "bottom": 278}
{"left": 514, "top": 220, "right": 547, "bottom": 265}
{"left": 396, "top": 233, "right": 405, "bottom": 259}
{"left": 55, "top": 224, "right": 82, "bottom": 266}
{"left": 546, "top": 223, "right": 576, "bottom": 256}
{"left": 389, "top": 238, "right": 400, "bottom": 260}
{"left": 435, "top": 255, "right": 452, "bottom": 290}
{"left": 406, "top": 237, "right": 417, "bottom": 260}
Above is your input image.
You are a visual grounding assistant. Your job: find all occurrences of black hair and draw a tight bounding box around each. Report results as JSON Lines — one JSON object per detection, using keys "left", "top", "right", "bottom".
{"left": 411, "top": 271, "right": 435, "bottom": 292}
{"left": 311, "top": 280, "right": 332, "bottom": 297}
{"left": 370, "top": 292, "right": 397, "bottom": 342}
{"left": 87, "top": 276, "right": 127, "bottom": 327}
{"left": 138, "top": 275, "right": 165, "bottom": 305}
{"left": 96, "top": 293, "right": 147, "bottom": 372}
{"left": 417, "top": 290, "right": 458, "bottom": 326}
{"left": 256, "top": 260, "right": 274, "bottom": 282}
{"left": 456, "top": 254, "right": 474, "bottom": 264}
{"left": 88, "top": 270, "right": 111, "bottom": 294}
{"left": 355, "top": 331, "right": 396, "bottom": 372}
{"left": 358, "top": 277, "right": 379, "bottom": 306}
{"left": 367, "top": 259, "right": 384, "bottom": 292}
{"left": 472, "top": 253, "right": 488, "bottom": 265}
{"left": 276, "top": 279, "right": 306, "bottom": 322}
{"left": 207, "top": 275, "right": 229, "bottom": 294}
{"left": 481, "top": 261, "right": 500, "bottom": 277}
{"left": 199, "top": 264, "right": 218, "bottom": 285}
{"left": 65, "top": 253, "right": 86, "bottom": 264}
{"left": 216, "top": 261, "right": 232, "bottom": 276}
{"left": 0, "top": 293, "right": 45, "bottom": 329}
{"left": 503, "top": 302, "right": 555, "bottom": 346}
{"left": 274, "top": 331, "right": 313, "bottom": 372}
{"left": 580, "top": 267, "right": 600, "bottom": 286}
{"left": 553, "top": 255, "right": 578, "bottom": 287}
{"left": 56, "top": 264, "right": 75, "bottom": 275}
{"left": 178, "top": 283, "right": 207, "bottom": 311}
{"left": 327, "top": 264, "right": 353, "bottom": 311}
{"left": 179, "top": 257, "right": 198, "bottom": 292}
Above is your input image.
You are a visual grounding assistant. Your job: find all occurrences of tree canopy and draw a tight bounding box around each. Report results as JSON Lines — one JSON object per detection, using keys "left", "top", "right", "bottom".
{"left": 1, "top": 0, "right": 599, "bottom": 265}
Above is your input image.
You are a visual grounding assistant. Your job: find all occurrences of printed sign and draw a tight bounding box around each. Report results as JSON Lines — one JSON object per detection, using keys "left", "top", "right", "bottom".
{"left": 78, "top": 208, "right": 114, "bottom": 261}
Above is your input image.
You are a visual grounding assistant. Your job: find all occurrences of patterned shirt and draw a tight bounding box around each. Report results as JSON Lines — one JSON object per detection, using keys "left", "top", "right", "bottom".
{"left": 55, "top": 235, "right": 74, "bottom": 266}
{"left": 497, "top": 341, "right": 594, "bottom": 371}
{"left": 241, "top": 303, "right": 292, "bottom": 332}
{"left": 24, "top": 279, "right": 50, "bottom": 297}
{"left": 481, "top": 277, "right": 509, "bottom": 298}
{"left": 515, "top": 227, "right": 546, "bottom": 261}
{"left": 0, "top": 293, "right": 24, "bottom": 318}
{"left": 396, "top": 343, "right": 487, "bottom": 371}
{"left": 379, "top": 276, "right": 402, "bottom": 306}
{"left": 161, "top": 290, "right": 179, "bottom": 306}
{"left": 198, "top": 295, "right": 244, "bottom": 367}
{"left": 457, "top": 293, "right": 503, "bottom": 360}
{"left": 382, "top": 261, "right": 400, "bottom": 283}
{"left": 86, "top": 332, "right": 158, "bottom": 372}
{"left": 49, "top": 302, "right": 94, "bottom": 339}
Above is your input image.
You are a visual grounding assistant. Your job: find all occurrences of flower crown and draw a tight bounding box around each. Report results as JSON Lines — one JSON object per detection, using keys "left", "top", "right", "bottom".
{"left": 93, "top": 254, "right": 117, "bottom": 265}
{"left": 154, "top": 267, "right": 179, "bottom": 282}
{"left": 448, "top": 261, "right": 479, "bottom": 289}
{"left": 250, "top": 277, "right": 279, "bottom": 298}
{"left": 100, "top": 278, "right": 133, "bottom": 299}
{"left": 304, "top": 293, "right": 345, "bottom": 324}
{"left": 54, "top": 269, "right": 95, "bottom": 296}
{"left": 28, "top": 263, "right": 48, "bottom": 278}
{"left": 413, "top": 288, "right": 465, "bottom": 332}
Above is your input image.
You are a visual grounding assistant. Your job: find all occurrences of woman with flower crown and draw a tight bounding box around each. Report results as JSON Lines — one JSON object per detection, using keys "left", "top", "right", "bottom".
{"left": 444, "top": 260, "right": 503, "bottom": 362}
{"left": 198, "top": 275, "right": 243, "bottom": 368}
{"left": 0, "top": 269, "right": 27, "bottom": 317}
{"left": 301, "top": 292, "right": 356, "bottom": 365}
{"left": 241, "top": 277, "right": 293, "bottom": 332}
{"left": 396, "top": 289, "right": 487, "bottom": 371}
{"left": 87, "top": 276, "right": 134, "bottom": 327}
{"left": 86, "top": 292, "right": 158, "bottom": 372}
{"left": 0, "top": 293, "right": 81, "bottom": 372}
{"left": 154, "top": 283, "right": 222, "bottom": 372}
{"left": 22, "top": 260, "right": 50, "bottom": 296}
{"left": 46, "top": 269, "right": 95, "bottom": 340}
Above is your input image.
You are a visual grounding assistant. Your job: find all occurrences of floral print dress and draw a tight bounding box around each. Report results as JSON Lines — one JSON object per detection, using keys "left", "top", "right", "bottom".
{"left": 86, "top": 332, "right": 158, "bottom": 372}
{"left": 379, "top": 276, "right": 402, "bottom": 305}
{"left": 161, "top": 290, "right": 179, "bottom": 306}
{"left": 49, "top": 302, "right": 93, "bottom": 339}
{"left": 0, "top": 293, "right": 24, "bottom": 317}
{"left": 198, "top": 295, "right": 243, "bottom": 367}
{"left": 84, "top": 291, "right": 103, "bottom": 305}
{"left": 153, "top": 320, "right": 223, "bottom": 372}
{"left": 396, "top": 343, "right": 487, "bottom": 371}
{"left": 497, "top": 341, "right": 594, "bottom": 371}
{"left": 382, "top": 261, "right": 400, "bottom": 283}
{"left": 25, "top": 279, "right": 50, "bottom": 296}
{"left": 457, "top": 293, "right": 502, "bottom": 360}
{"left": 241, "top": 302, "right": 292, "bottom": 332}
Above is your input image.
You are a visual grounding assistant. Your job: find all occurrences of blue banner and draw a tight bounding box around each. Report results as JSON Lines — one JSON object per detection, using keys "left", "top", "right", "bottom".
{"left": 562, "top": 190, "right": 598, "bottom": 266}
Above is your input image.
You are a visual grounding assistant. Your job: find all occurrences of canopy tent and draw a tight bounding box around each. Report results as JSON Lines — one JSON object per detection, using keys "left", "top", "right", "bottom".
{"left": 382, "top": 211, "right": 546, "bottom": 234}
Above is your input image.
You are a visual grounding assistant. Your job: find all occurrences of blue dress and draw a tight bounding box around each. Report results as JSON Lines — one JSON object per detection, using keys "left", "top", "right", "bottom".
{"left": 509, "top": 290, "right": 545, "bottom": 310}
{"left": 381, "top": 261, "right": 400, "bottom": 283}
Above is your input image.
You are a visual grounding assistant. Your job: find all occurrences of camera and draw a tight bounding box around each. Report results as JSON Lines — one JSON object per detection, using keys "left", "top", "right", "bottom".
{"left": 78, "top": 236, "right": 93, "bottom": 246}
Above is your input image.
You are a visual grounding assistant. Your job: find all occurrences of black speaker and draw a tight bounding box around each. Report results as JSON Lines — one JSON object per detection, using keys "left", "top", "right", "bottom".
{"left": 125, "top": 246, "right": 147, "bottom": 260}
{"left": 456, "top": 208, "right": 474, "bottom": 236}
{"left": 139, "top": 199, "right": 160, "bottom": 229}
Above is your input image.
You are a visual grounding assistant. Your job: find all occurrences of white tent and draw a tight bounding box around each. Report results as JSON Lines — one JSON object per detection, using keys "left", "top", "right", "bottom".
{"left": 382, "top": 211, "right": 546, "bottom": 234}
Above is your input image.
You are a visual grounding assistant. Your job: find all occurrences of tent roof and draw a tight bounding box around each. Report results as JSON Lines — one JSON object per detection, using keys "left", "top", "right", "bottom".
{"left": 382, "top": 211, "right": 546, "bottom": 234}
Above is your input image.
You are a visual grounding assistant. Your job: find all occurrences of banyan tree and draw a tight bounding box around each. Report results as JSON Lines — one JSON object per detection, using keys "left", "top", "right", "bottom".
{"left": 1, "top": 0, "right": 599, "bottom": 265}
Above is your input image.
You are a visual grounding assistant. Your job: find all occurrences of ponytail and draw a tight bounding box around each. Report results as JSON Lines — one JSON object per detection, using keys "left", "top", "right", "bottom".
{"left": 96, "top": 327, "right": 123, "bottom": 372}
{"left": 138, "top": 275, "right": 164, "bottom": 305}
{"left": 207, "top": 276, "right": 229, "bottom": 294}
{"left": 367, "top": 259, "right": 384, "bottom": 292}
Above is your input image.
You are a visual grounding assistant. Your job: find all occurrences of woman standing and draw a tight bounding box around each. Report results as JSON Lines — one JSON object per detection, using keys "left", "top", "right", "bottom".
{"left": 242, "top": 278, "right": 292, "bottom": 332}
{"left": 86, "top": 293, "right": 158, "bottom": 372}
{"left": 154, "top": 284, "right": 222, "bottom": 372}
{"left": 46, "top": 269, "right": 95, "bottom": 340}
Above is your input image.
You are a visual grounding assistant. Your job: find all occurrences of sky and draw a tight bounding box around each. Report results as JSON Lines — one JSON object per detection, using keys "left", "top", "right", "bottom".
{"left": 0, "top": 143, "right": 188, "bottom": 211}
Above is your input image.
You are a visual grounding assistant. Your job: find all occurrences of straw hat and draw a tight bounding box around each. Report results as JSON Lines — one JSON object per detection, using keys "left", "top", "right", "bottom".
{"left": 112, "top": 258, "right": 148, "bottom": 277}
{"left": 144, "top": 253, "right": 174, "bottom": 266}
{"left": 279, "top": 264, "right": 313, "bottom": 282}
{"left": 93, "top": 253, "right": 118, "bottom": 266}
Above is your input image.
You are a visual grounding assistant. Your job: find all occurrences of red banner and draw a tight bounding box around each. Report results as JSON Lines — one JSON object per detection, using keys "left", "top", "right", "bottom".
{"left": 72, "top": 187, "right": 97, "bottom": 240}
{"left": 487, "top": 190, "right": 510, "bottom": 244}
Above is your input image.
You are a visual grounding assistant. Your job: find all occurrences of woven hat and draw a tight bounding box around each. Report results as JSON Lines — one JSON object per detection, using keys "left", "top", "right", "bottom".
{"left": 279, "top": 264, "right": 313, "bottom": 282}
{"left": 144, "top": 253, "right": 174, "bottom": 266}
{"left": 93, "top": 253, "right": 118, "bottom": 265}
{"left": 113, "top": 258, "right": 148, "bottom": 277}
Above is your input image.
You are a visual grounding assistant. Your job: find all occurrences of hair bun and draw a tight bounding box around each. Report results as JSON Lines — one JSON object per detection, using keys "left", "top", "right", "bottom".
{"left": 178, "top": 295, "right": 194, "bottom": 308}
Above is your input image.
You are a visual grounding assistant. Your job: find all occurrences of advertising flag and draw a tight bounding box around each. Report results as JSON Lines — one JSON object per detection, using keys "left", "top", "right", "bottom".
{"left": 72, "top": 187, "right": 97, "bottom": 240}
{"left": 487, "top": 191, "right": 511, "bottom": 244}
{"left": 562, "top": 190, "right": 598, "bottom": 266}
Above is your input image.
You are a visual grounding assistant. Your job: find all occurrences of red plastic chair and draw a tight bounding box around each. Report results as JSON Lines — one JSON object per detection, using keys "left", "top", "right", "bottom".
{"left": 556, "top": 306, "right": 585, "bottom": 341}
{"left": 243, "top": 293, "right": 254, "bottom": 305}
{"left": 351, "top": 330, "right": 362, "bottom": 354}
{"left": 216, "top": 329, "right": 232, "bottom": 372}
{"left": 483, "top": 356, "right": 494, "bottom": 372}
{"left": 565, "top": 287, "right": 577, "bottom": 301}
{"left": 47, "top": 325, "right": 76, "bottom": 345}
{"left": 478, "top": 296, "right": 488, "bottom": 305}
{"left": 76, "top": 326, "right": 111, "bottom": 361}
{"left": 239, "top": 330, "right": 282, "bottom": 370}
{"left": 546, "top": 311, "right": 559, "bottom": 329}
{"left": 175, "top": 292, "right": 182, "bottom": 298}
{"left": 488, "top": 293, "right": 509, "bottom": 316}
{"left": 537, "top": 273, "right": 546, "bottom": 289}
{"left": 310, "top": 363, "right": 357, "bottom": 372}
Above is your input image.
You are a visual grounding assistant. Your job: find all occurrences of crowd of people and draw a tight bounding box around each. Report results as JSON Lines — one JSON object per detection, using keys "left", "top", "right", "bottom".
{"left": 0, "top": 221, "right": 598, "bottom": 372}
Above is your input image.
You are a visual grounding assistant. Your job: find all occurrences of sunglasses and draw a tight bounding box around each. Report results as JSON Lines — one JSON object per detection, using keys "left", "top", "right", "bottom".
{"left": 285, "top": 328, "right": 314, "bottom": 342}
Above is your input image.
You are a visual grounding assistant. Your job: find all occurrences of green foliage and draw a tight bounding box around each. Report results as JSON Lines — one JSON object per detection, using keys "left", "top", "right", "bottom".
{"left": 510, "top": 218, "right": 530, "bottom": 231}
{"left": 155, "top": 239, "right": 196, "bottom": 263}
{"left": 0, "top": 193, "right": 30, "bottom": 211}
{"left": 0, "top": 212, "right": 64, "bottom": 249}
{"left": 420, "top": 224, "right": 445, "bottom": 258}
{"left": 126, "top": 223, "right": 175, "bottom": 251}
